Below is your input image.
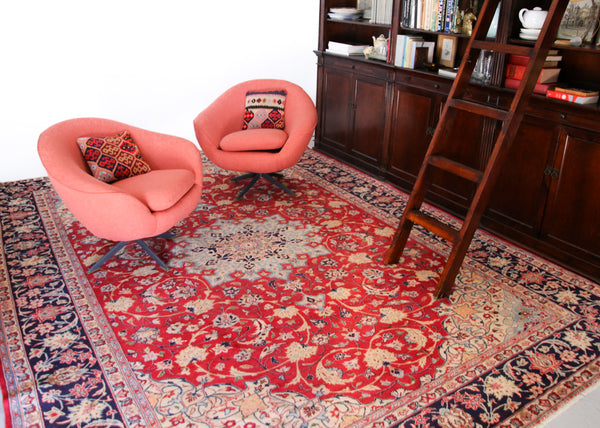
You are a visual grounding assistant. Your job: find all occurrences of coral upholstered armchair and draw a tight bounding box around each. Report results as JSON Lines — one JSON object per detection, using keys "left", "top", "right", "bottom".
{"left": 193, "top": 79, "right": 317, "bottom": 200}
{"left": 38, "top": 118, "right": 203, "bottom": 272}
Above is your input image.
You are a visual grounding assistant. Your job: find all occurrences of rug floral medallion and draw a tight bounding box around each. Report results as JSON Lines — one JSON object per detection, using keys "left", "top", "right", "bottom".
{"left": 0, "top": 150, "right": 599, "bottom": 428}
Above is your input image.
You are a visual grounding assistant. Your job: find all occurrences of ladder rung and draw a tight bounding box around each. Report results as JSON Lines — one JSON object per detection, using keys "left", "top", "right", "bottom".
{"left": 406, "top": 210, "right": 459, "bottom": 243}
{"left": 428, "top": 155, "right": 483, "bottom": 183}
{"left": 471, "top": 40, "right": 534, "bottom": 56}
{"left": 449, "top": 99, "right": 507, "bottom": 121}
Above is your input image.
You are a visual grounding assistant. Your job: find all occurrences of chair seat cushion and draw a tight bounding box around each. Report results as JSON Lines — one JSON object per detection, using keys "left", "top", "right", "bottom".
{"left": 219, "top": 129, "right": 288, "bottom": 152}
{"left": 112, "top": 169, "right": 195, "bottom": 211}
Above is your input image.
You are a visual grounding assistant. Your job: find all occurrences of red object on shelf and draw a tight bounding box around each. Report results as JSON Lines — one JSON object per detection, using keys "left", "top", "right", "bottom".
{"left": 503, "top": 77, "right": 555, "bottom": 95}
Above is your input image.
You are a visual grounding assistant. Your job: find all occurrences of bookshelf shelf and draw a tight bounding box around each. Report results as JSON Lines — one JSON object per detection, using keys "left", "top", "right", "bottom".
{"left": 328, "top": 18, "right": 392, "bottom": 28}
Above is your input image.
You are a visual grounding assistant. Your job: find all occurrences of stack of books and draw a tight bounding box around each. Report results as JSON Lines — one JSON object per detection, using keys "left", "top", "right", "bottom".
{"left": 394, "top": 35, "right": 434, "bottom": 69}
{"left": 504, "top": 50, "right": 562, "bottom": 94}
{"left": 546, "top": 87, "right": 599, "bottom": 105}
{"left": 326, "top": 41, "right": 369, "bottom": 56}
{"left": 401, "top": 0, "right": 461, "bottom": 33}
{"left": 370, "top": 0, "right": 394, "bottom": 24}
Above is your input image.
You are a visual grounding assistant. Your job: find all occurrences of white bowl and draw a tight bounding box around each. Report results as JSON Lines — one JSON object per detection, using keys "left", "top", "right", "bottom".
{"left": 329, "top": 12, "right": 361, "bottom": 20}
{"left": 519, "top": 33, "right": 539, "bottom": 40}
{"left": 330, "top": 7, "right": 361, "bottom": 14}
{"left": 520, "top": 28, "right": 541, "bottom": 35}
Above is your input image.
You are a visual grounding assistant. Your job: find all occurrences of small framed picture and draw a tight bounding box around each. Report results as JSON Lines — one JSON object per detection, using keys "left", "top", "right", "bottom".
{"left": 436, "top": 35, "right": 457, "bottom": 67}
{"left": 558, "top": 0, "right": 600, "bottom": 44}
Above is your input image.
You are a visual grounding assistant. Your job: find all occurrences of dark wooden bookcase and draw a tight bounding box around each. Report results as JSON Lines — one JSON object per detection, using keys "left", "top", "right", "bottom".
{"left": 315, "top": 0, "right": 600, "bottom": 281}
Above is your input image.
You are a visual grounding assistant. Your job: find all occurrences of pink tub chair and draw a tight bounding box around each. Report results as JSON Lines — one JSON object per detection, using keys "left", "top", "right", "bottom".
{"left": 38, "top": 118, "right": 203, "bottom": 272}
{"left": 193, "top": 79, "right": 317, "bottom": 200}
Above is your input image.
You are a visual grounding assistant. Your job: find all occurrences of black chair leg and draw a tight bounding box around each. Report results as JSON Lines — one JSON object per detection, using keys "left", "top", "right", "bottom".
{"left": 232, "top": 172, "right": 256, "bottom": 182}
{"left": 263, "top": 173, "right": 295, "bottom": 196}
{"left": 232, "top": 172, "right": 296, "bottom": 199}
{"left": 235, "top": 174, "right": 261, "bottom": 200}
{"left": 88, "top": 241, "right": 127, "bottom": 273}
{"left": 87, "top": 233, "right": 174, "bottom": 273}
{"left": 136, "top": 240, "right": 169, "bottom": 271}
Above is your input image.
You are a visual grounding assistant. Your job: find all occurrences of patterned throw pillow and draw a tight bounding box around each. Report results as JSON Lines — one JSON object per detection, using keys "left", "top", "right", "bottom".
{"left": 242, "top": 90, "right": 286, "bottom": 130}
{"left": 77, "top": 131, "right": 152, "bottom": 183}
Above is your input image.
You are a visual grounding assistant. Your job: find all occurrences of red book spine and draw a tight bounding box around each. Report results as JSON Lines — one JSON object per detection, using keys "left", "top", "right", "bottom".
{"left": 546, "top": 89, "right": 570, "bottom": 101}
{"left": 508, "top": 54, "right": 529, "bottom": 66}
{"left": 505, "top": 64, "right": 526, "bottom": 80}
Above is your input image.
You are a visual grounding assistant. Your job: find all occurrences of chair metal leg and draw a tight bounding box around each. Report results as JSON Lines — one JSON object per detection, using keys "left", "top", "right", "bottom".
{"left": 232, "top": 172, "right": 296, "bottom": 199}
{"left": 87, "top": 233, "right": 174, "bottom": 273}
{"left": 235, "top": 174, "right": 260, "bottom": 200}
{"left": 136, "top": 239, "right": 169, "bottom": 271}
{"left": 88, "top": 241, "right": 127, "bottom": 273}
{"left": 232, "top": 172, "right": 256, "bottom": 182}
{"left": 263, "top": 173, "right": 296, "bottom": 196}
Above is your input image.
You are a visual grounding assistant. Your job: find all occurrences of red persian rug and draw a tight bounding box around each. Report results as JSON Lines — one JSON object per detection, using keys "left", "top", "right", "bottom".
{"left": 1, "top": 150, "right": 599, "bottom": 427}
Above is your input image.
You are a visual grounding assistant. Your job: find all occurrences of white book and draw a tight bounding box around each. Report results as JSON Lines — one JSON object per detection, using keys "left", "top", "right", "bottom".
{"left": 328, "top": 41, "right": 368, "bottom": 55}
{"left": 395, "top": 35, "right": 408, "bottom": 67}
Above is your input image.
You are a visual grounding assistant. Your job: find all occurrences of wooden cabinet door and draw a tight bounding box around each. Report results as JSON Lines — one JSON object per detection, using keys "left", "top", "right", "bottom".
{"left": 387, "top": 85, "right": 440, "bottom": 190}
{"left": 541, "top": 126, "right": 600, "bottom": 270}
{"left": 485, "top": 117, "right": 558, "bottom": 235}
{"left": 320, "top": 66, "right": 353, "bottom": 152}
{"left": 317, "top": 58, "right": 390, "bottom": 173}
{"left": 350, "top": 74, "right": 388, "bottom": 167}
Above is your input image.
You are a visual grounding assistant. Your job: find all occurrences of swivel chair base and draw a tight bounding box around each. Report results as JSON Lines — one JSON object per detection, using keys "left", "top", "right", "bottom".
{"left": 232, "top": 172, "right": 296, "bottom": 200}
{"left": 88, "top": 232, "right": 174, "bottom": 273}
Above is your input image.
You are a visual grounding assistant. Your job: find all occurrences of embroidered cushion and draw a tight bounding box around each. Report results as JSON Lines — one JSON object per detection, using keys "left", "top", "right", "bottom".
{"left": 220, "top": 129, "right": 288, "bottom": 152}
{"left": 111, "top": 169, "right": 195, "bottom": 211}
{"left": 77, "top": 131, "right": 152, "bottom": 183}
{"left": 242, "top": 90, "right": 286, "bottom": 130}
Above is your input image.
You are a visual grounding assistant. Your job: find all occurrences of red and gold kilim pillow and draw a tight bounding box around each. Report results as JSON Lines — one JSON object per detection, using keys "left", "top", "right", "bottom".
{"left": 77, "top": 131, "right": 152, "bottom": 183}
{"left": 242, "top": 90, "right": 286, "bottom": 130}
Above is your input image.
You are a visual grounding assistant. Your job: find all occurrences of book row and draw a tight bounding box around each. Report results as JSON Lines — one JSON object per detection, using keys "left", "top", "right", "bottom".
{"left": 401, "top": 0, "right": 461, "bottom": 33}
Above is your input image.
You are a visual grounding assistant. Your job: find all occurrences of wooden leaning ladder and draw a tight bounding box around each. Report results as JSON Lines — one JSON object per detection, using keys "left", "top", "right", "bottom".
{"left": 384, "top": 0, "right": 570, "bottom": 299}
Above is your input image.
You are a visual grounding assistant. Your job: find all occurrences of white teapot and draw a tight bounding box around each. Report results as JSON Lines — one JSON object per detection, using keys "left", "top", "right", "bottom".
{"left": 372, "top": 34, "right": 388, "bottom": 56}
{"left": 519, "top": 7, "right": 547, "bottom": 29}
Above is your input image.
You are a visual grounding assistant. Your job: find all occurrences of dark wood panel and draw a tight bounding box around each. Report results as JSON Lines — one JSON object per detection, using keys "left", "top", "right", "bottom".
{"left": 485, "top": 117, "right": 557, "bottom": 235}
{"left": 387, "top": 86, "right": 436, "bottom": 188}
{"left": 351, "top": 77, "right": 388, "bottom": 164}
{"left": 543, "top": 127, "right": 600, "bottom": 260}
{"left": 321, "top": 67, "right": 353, "bottom": 151}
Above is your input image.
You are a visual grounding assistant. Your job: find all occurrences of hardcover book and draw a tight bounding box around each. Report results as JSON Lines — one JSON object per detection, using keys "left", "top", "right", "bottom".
{"left": 503, "top": 78, "right": 555, "bottom": 95}
{"left": 505, "top": 64, "right": 560, "bottom": 84}
{"left": 546, "top": 89, "right": 599, "bottom": 105}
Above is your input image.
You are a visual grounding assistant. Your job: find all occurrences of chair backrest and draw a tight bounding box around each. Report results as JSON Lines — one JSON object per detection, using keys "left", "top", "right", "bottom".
{"left": 38, "top": 118, "right": 122, "bottom": 186}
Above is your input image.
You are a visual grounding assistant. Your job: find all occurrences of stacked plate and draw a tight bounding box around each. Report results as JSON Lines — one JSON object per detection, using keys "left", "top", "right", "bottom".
{"left": 329, "top": 7, "right": 363, "bottom": 20}
{"left": 520, "top": 28, "right": 541, "bottom": 40}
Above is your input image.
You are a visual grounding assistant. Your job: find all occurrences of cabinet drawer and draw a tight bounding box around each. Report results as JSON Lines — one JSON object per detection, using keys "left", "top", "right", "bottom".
{"left": 394, "top": 72, "right": 452, "bottom": 94}
{"left": 323, "top": 54, "right": 391, "bottom": 80}
{"left": 530, "top": 100, "right": 600, "bottom": 133}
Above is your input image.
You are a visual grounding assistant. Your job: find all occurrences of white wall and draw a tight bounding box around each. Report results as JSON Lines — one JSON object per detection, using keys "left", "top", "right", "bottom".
{"left": 0, "top": 0, "right": 319, "bottom": 182}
